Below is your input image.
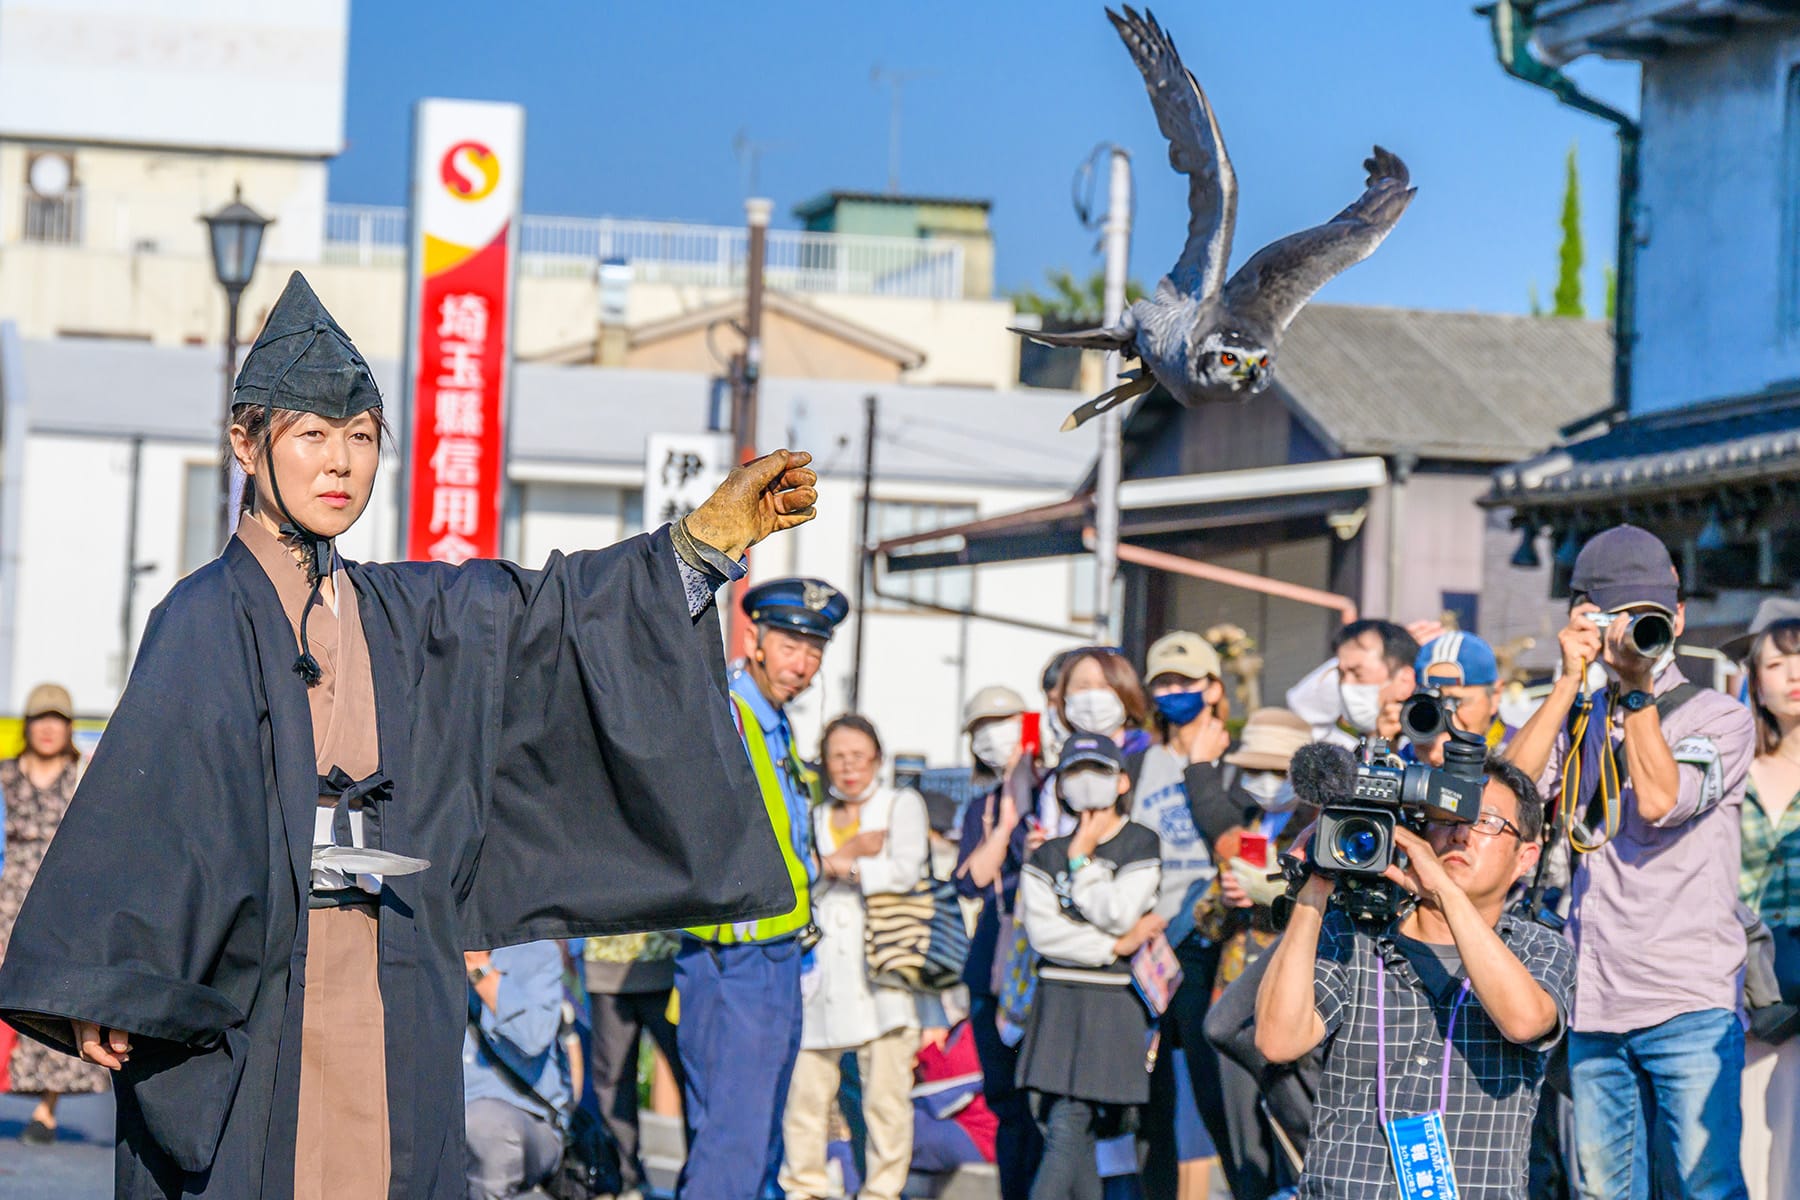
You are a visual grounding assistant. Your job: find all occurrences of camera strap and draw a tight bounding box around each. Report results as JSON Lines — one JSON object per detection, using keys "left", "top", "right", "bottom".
{"left": 1377, "top": 956, "right": 1471, "bottom": 1198}
{"left": 1374, "top": 956, "right": 1472, "bottom": 1127}
{"left": 1559, "top": 682, "right": 1701, "bottom": 855}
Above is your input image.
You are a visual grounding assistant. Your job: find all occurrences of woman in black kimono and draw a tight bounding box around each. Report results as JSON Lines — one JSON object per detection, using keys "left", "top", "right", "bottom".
{"left": 0, "top": 272, "right": 814, "bottom": 1199}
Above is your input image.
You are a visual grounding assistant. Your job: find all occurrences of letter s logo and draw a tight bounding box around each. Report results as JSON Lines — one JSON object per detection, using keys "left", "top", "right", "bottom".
{"left": 439, "top": 141, "right": 499, "bottom": 202}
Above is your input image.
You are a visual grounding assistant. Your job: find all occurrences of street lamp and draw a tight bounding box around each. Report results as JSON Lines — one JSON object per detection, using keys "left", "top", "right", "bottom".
{"left": 201, "top": 185, "right": 273, "bottom": 544}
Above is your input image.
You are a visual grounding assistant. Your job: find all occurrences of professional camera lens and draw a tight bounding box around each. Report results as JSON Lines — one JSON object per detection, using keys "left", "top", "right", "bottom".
{"left": 1626, "top": 613, "right": 1674, "bottom": 660}
{"left": 1399, "top": 691, "right": 1451, "bottom": 743}
{"left": 1332, "top": 817, "right": 1386, "bottom": 870}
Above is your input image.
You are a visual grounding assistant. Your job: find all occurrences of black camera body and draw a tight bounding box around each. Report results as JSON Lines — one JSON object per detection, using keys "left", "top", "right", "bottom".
{"left": 1271, "top": 725, "right": 1492, "bottom": 927}
{"left": 1314, "top": 726, "right": 1487, "bottom": 881}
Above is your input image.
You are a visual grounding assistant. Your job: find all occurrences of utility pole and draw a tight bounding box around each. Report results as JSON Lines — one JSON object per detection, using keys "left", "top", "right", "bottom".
{"left": 1092, "top": 147, "right": 1133, "bottom": 638}
{"left": 120, "top": 436, "right": 149, "bottom": 682}
{"left": 726, "top": 197, "right": 772, "bottom": 656}
{"left": 849, "top": 394, "right": 878, "bottom": 712}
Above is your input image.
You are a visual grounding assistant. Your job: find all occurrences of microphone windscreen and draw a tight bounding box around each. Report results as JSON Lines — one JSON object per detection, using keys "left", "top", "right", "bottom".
{"left": 1290, "top": 741, "right": 1356, "bottom": 808}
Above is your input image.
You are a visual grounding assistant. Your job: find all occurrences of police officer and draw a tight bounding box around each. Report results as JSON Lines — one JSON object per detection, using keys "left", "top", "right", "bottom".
{"left": 675, "top": 577, "right": 848, "bottom": 1200}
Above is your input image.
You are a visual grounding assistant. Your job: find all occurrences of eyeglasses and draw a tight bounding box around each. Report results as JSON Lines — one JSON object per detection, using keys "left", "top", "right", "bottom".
{"left": 826, "top": 751, "right": 879, "bottom": 768}
{"left": 1426, "top": 811, "right": 1523, "bottom": 840}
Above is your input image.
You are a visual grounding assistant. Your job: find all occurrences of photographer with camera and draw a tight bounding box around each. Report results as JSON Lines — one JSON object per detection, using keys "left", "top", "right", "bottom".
{"left": 1315, "top": 620, "right": 1420, "bottom": 749}
{"left": 1253, "top": 751, "right": 1573, "bottom": 1199}
{"left": 1505, "top": 525, "right": 1755, "bottom": 1200}
{"left": 1402, "top": 632, "right": 1515, "bottom": 767}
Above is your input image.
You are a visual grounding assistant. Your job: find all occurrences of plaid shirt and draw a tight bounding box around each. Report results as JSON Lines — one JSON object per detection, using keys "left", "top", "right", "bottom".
{"left": 1298, "top": 909, "right": 1575, "bottom": 1200}
{"left": 1742, "top": 779, "right": 1800, "bottom": 928}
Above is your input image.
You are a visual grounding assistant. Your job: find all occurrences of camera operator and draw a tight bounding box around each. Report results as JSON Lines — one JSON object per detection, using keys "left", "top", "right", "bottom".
{"left": 1404, "top": 632, "right": 1514, "bottom": 767}
{"left": 1504, "top": 524, "right": 1755, "bottom": 1200}
{"left": 1253, "top": 754, "right": 1573, "bottom": 1199}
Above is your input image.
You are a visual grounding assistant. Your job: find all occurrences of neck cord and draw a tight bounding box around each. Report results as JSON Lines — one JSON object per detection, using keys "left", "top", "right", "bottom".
{"left": 260, "top": 413, "right": 331, "bottom": 688}
{"left": 1375, "top": 954, "right": 1473, "bottom": 1128}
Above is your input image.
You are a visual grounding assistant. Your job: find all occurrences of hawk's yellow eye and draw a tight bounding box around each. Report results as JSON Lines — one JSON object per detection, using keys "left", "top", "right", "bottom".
{"left": 1219, "top": 352, "right": 1237, "bottom": 367}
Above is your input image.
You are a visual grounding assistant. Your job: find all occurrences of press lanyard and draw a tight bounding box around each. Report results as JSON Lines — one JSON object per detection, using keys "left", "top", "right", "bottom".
{"left": 1374, "top": 954, "right": 1473, "bottom": 1128}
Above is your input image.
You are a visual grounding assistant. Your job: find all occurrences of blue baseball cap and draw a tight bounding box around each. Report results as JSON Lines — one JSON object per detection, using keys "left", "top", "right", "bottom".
{"left": 1414, "top": 631, "right": 1499, "bottom": 688}
{"left": 742, "top": 577, "right": 849, "bottom": 642}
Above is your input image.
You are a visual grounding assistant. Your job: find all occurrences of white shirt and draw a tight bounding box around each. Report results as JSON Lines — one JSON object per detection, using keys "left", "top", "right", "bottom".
{"left": 801, "top": 785, "right": 929, "bottom": 1051}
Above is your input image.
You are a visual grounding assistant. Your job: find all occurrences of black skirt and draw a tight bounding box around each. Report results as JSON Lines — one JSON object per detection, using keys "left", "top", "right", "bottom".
{"left": 1017, "top": 975, "right": 1153, "bottom": 1105}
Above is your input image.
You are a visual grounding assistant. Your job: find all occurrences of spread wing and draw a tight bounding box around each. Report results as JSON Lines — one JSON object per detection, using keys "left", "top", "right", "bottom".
{"left": 1220, "top": 146, "right": 1415, "bottom": 335}
{"left": 1108, "top": 6, "right": 1236, "bottom": 298}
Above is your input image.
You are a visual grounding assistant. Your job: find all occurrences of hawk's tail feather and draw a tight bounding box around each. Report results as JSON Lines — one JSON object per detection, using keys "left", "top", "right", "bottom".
{"left": 1060, "top": 371, "right": 1157, "bottom": 432}
{"left": 1008, "top": 324, "right": 1136, "bottom": 352}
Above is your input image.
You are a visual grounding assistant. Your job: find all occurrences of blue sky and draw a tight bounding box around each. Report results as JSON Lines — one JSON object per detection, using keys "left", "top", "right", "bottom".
{"left": 332, "top": 0, "right": 1640, "bottom": 317}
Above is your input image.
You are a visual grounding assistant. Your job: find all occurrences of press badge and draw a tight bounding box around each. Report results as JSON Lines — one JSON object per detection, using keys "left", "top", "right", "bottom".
{"left": 1384, "top": 1110, "right": 1459, "bottom": 1200}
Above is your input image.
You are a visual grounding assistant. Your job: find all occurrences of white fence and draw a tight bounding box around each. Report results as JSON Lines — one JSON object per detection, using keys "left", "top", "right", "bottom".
{"left": 323, "top": 204, "right": 966, "bottom": 300}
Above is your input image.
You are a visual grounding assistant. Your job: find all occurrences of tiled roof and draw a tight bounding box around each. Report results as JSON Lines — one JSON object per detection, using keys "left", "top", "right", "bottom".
{"left": 1489, "top": 390, "right": 1800, "bottom": 507}
{"left": 1273, "top": 304, "right": 1613, "bottom": 463}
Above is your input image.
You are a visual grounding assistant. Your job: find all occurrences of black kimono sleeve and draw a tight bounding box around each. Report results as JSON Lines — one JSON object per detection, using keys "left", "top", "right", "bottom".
{"left": 355, "top": 525, "right": 794, "bottom": 948}
{"left": 0, "top": 567, "right": 271, "bottom": 1168}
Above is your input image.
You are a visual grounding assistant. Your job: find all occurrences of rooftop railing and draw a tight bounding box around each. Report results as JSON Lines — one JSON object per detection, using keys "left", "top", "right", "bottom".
{"left": 324, "top": 204, "right": 966, "bottom": 300}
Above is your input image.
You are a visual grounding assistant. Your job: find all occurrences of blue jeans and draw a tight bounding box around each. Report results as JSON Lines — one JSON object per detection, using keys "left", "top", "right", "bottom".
{"left": 1569, "top": 1008, "right": 1749, "bottom": 1200}
{"left": 673, "top": 936, "right": 804, "bottom": 1200}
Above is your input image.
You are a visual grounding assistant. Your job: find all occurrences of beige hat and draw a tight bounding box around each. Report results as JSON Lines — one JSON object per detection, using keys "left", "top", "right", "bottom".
{"left": 1145, "top": 631, "right": 1222, "bottom": 683}
{"left": 962, "top": 684, "right": 1025, "bottom": 732}
{"left": 1225, "top": 707, "right": 1312, "bottom": 773}
{"left": 24, "top": 682, "right": 73, "bottom": 721}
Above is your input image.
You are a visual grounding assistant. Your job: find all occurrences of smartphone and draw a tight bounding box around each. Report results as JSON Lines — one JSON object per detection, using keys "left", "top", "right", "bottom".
{"left": 1019, "top": 711, "right": 1042, "bottom": 762}
{"left": 1239, "top": 833, "right": 1270, "bottom": 870}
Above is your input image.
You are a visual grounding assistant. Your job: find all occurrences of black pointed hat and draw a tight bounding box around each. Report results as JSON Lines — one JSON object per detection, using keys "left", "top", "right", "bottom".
{"left": 232, "top": 271, "right": 382, "bottom": 419}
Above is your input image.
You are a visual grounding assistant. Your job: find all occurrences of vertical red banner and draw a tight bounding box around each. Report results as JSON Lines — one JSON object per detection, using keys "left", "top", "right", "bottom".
{"left": 401, "top": 101, "right": 524, "bottom": 563}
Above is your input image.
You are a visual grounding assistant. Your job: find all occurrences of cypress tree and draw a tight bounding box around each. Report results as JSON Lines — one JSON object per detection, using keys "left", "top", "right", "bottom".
{"left": 1553, "top": 144, "right": 1585, "bottom": 318}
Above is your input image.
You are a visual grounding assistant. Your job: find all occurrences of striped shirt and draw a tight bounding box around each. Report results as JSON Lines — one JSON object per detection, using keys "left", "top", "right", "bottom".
{"left": 1539, "top": 665, "right": 1754, "bottom": 1033}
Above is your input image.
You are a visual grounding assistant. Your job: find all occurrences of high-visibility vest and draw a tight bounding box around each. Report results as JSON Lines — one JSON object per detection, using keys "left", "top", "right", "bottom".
{"left": 686, "top": 692, "right": 813, "bottom": 944}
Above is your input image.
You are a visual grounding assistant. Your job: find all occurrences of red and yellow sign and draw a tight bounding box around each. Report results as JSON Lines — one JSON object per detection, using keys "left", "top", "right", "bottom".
{"left": 401, "top": 100, "right": 525, "bottom": 564}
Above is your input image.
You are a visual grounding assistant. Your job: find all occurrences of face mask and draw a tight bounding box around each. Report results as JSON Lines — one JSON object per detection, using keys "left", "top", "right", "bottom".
{"left": 1059, "top": 770, "right": 1119, "bottom": 813}
{"left": 1154, "top": 690, "right": 1208, "bottom": 727}
{"left": 1041, "top": 706, "right": 1071, "bottom": 756}
{"left": 971, "top": 718, "right": 1022, "bottom": 770}
{"left": 1065, "top": 689, "right": 1128, "bottom": 736}
{"left": 1339, "top": 681, "right": 1383, "bottom": 733}
{"left": 828, "top": 779, "right": 878, "bottom": 804}
{"left": 1242, "top": 771, "right": 1298, "bottom": 813}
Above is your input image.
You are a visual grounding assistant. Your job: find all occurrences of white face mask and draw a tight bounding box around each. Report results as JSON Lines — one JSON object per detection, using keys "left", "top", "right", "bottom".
{"left": 1242, "top": 771, "right": 1298, "bottom": 813}
{"left": 1065, "top": 689, "right": 1128, "bottom": 736}
{"left": 1339, "top": 681, "right": 1383, "bottom": 733}
{"left": 971, "top": 718, "right": 1022, "bottom": 770}
{"left": 1059, "top": 770, "right": 1119, "bottom": 813}
{"left": 1041, "top": 707, "right": 1071, "bottom": 757}
{"left": 828, "top": 778, "right": 879, "bottom": 804}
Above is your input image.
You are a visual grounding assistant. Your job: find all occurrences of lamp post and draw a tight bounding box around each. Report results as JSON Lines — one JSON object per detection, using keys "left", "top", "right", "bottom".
{"left": 202, "top": 185, "right": 273, "bottom": 545}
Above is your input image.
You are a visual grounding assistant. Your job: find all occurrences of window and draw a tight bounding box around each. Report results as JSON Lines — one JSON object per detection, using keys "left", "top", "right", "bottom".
{"left": 866, "top": 499, "right": 976, "bottom": 610}
{"left": 1070, "top": 554, "right": 1097, "bottom": 622}
{"left": 1783, "top": 65, "right": 1800, "bottom": 333}
{"left": 1440, "top": 591, "right": 1480, "bottom": 636}
{"left": 181, "top": 461, "right": 220, "bottom": 576}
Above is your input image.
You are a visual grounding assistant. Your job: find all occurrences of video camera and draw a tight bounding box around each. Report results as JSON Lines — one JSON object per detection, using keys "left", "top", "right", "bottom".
{"left": 1281, "top": 719, "right": 1488, "bottom": 925}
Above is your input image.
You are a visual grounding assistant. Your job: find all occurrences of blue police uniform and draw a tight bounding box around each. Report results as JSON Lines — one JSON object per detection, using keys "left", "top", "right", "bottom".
{"left": 675, "top": 577, "right": 847, "bottom": 1200}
